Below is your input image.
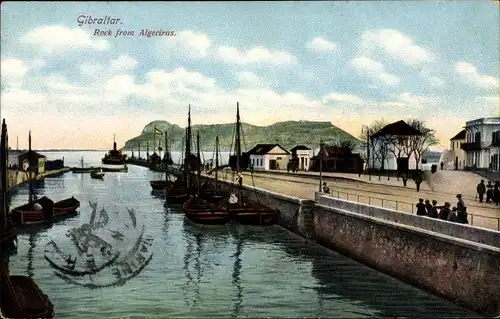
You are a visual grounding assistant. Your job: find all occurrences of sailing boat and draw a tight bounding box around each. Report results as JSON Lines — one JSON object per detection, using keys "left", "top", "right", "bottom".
{"left": 182, "top": 131, "right": 229, "bottom": 225}
{"left": 200, "top": 135, "right": 228, "bottom": 203}
{"left": 166, "top": 105, "right": 197, "bottom": 204}
{"left": 150, "top": 130, "right": 175, "bottom": 191}
{"left": 219, "top": 102, "right": 280, "bottom": 225}
{"left": 11, "top": 131, "right": 55, "bottom": 226}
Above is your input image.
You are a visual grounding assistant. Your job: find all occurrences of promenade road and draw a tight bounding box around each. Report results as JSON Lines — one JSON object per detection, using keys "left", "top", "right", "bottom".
{"left": 220, "top": 170, "right": 500, "bottom": 231}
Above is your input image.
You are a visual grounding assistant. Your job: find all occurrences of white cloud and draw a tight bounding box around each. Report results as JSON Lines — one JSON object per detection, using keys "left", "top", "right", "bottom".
{"left": 1, "top": 59, "right": 28, "bottom": 78}
{"left": 217, "top": 46, "right": 294, "bottom": 65}
{"left": 110, "top": 55, "right": 138, "bottom": 71}
{"left": 350, "top": 56, "right": 400, "bottom": 86}
{"left": 360, "top": 29, "right": 434, "bottom": 65}
{"left": 235, "top": 71, "right": 266, "bottom": 87}
{"left": 395, "top": 92, "right": 433, "bottom": 106}
{"left": 20, "top": 25, "right": 109, "bottom": 54}
{"left": 322, "top": 92, "right": 364, "bottom": 104}
{"left": 163, "top": 30, "right": 211, "bottom": 59}
{"left": 455, "top": 61, "right": 499, "bottom": 89}
{"left": 306, "top": 37, "right": 337, "bottom": 52}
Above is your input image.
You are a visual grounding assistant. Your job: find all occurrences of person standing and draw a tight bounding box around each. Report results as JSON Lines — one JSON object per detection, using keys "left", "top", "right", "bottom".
{"left": 428, "top": 200, "right": 439, "bottom": 218}
{"left": 438, "top": 202, "right": 452, "bottom": 220}
{"left": 476, "top": 180, "right": 486, "bottom": 203}
{"left": 494, "top": 181, "right": 500, "bottom": 206}
{"left": 414, "top": 172, "right": 422, "bottom": 192}
{"left": 486, "top": 181, "right": 494, "bottom": 203}
{"left": 424, "top": 199, "right": 432, "bottom": 215}
{"left": 416, "top": 198, "right": 427, "bottom": 216}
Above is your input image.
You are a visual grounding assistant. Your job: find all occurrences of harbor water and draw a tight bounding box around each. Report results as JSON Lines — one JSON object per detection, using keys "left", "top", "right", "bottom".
{"left": 6, "top": 151, "right": 478, "bottom": 318}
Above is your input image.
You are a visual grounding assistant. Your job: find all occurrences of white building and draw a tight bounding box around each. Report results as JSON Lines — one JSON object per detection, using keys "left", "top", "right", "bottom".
{"left": 462, "top": 117, "right": 500, "bottom": 170}
{"left": 368, "top": 120, "right": 422, "bottom": 171}
{"left": 247, "top": 144, "right": 290, "bottom": 170}
{"left": 290, "top": 145, "right": 314, "bottom": 171}
{"left": 441, "top": 130, "right": 466, "bottom": 170}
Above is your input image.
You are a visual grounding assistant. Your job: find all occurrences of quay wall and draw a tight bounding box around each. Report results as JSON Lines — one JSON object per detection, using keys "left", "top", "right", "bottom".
{"left": 315, "top": 194, "right": 500, "bottom": 248}
{"left": 7, "top": 167, "right": 70, "bottom": 191}
{"left": 214, "top": 178, "right": 500, "bottom": 317}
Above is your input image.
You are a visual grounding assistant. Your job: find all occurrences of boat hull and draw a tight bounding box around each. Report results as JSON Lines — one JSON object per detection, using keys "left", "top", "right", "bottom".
{"left": 11, "top": 197, "right": 54, "bottom": 226}
{"left": 221, "top": 198, "right": 280, "bottom": 225}
{"left": 90, "top": 172, "right": 105, "bottom": 179}
{"left": 200, "top": 190, "right": 228, "bottom": 203}
{"left": 101, "top": 158, "right": 126, "bottom": 165}
{"left": 101, "top": 166, "right": 128, "bottom": 172}
{"left": 71, "top": 167, "right": 98, "bottom": 173}
{"left": 150, "top": 180, "right": 174, "bottom": 191}
{"left": 182, "top": 197, "right": 230, "bottom": 225}
{"left": 53, "top": 197, "right": 80, "bottom": 218}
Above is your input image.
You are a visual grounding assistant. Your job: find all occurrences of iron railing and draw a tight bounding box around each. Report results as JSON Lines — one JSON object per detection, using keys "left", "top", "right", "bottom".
{"left": 327, "top": 189, "right": 500, "bottom": 231}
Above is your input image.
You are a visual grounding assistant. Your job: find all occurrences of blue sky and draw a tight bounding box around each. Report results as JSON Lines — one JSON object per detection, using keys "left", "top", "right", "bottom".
{"left": 1, "top": 1, "right": 498, "bottom": 149}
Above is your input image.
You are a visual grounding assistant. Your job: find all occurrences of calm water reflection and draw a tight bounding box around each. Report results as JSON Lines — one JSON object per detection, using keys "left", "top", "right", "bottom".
{"left": 5, "top": 151, "right": 478, "bottom": 318}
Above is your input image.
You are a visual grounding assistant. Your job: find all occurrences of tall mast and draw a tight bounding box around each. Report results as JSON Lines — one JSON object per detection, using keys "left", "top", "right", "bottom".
{"left": 187, "top": 104, "right": 192, "bottom": 157}
{"left": 196, "top": 131, "right": 201, "bottom": 205}
{"left": 1, "top": 119, "right": 8, "bottom": 233}
{"left": 236, "top": 102, "right": 241, "bottom": 172}
{"left": 153, "top": 127, "right": 156, "bottom": 155}
{"left": 146, "top": 140, "right": 149, "bottom": 161}
{"left": 319, "top": 138, "right": 323, "bottom": 192}
{"left": 138, "top": 141, "right": 141, "bottom": 159}
{"left": 165, "top": 130, "right": 169, "bottom": 182}
{"left": 185, "top": 127, "right": 190, "bottom": 188}
{"left": 113, "top": 133, "right": 116, "bottom": 151}
{"left": 215, "top": 135, "right": 219, "bottom": 189}
{"left": 28, "top": 130, "right": 33, "bottom": 204}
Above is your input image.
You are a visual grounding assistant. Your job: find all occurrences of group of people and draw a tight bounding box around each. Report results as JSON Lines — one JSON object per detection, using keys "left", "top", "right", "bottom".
{"left": 415, "top": 194, "right": 468, "bottom": 224}
{"left": 476, "top": 179, "right": 500, "bottom": 205}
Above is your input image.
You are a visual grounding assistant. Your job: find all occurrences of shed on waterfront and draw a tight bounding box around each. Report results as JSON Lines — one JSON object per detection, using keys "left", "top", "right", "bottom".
{"left": 18, "top": 150, "right": 46, "bottom": 174}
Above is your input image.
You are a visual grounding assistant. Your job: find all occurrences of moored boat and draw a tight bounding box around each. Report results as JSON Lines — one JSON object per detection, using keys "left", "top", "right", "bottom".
{"left": 90, "top": 171, "right": 105, "bottom": 179}
{"left": 150, "top": 129, "right": 175, "bottom": 191}
{"left": 71, "top": 157, "right": 98, "bottom": 173}
{"left": 53, "top": 197, "right": 80, "bottom": 217}
{"left": 101, "top": 165, "right": 128, "bottom": 172}
{"left": 11, "top": 196, "right": 54, "bottom": 226}
{"left": 219, "top": 103, "right": 279, "bottom": 225}
{"left": 182, "top": 131, "right": 229, "bottom": 225}
{"left": 166, "top": 178, "right": 190, "bottom": 204}
{"left": 200, "top": 135, "right": 228, "bottom": 203}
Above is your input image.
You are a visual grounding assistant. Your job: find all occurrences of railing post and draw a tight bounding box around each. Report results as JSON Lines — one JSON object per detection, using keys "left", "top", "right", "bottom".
{"left": 369, "top": 197, "right": 371, "bottom": 205}
{"left": 411, "top": 204, "right": 414, "bottom": 214}
{"left": 337, "top": 191, "right": 340, "bottom": 198}
{"left": 396, "top": 201, "right": 399, "bottom": 211}
{"left": 470, "top": 214, "right": 473, "bottom": 226}
{"left": 357, "top": 195, "right": 360, "bottom": 203}
{"left": 497, "top": 218, "right": 499, "bottom": 231}
{"left": 381, "top": 199, "right": 384, "bottom": 208}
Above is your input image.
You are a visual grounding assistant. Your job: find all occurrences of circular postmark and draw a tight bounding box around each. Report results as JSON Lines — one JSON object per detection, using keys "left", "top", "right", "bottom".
{"left": 44, "top": 202, "right": 154, "bottom": 288}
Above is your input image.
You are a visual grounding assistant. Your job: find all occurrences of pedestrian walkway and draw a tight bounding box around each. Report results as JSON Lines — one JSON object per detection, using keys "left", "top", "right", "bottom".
{"left": 262, "top": 169, "right": 499, "bottom": 203}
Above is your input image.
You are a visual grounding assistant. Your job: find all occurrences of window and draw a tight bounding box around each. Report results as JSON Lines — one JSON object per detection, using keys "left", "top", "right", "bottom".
{"left": 474, "top": 132, "right": 481, "bottom": 143}
{"left": 277, "top": 157, "right": 282, "bottom": 160}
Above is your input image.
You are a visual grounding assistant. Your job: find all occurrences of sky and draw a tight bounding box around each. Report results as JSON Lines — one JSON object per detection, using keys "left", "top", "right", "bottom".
{"left": 1, "top": 1, "right": 499, "bottom": 150}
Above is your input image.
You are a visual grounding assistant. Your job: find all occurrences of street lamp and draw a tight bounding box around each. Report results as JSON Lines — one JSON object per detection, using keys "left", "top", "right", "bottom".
{"left": 362, "top": 125, "right": 371, "bottom": 181}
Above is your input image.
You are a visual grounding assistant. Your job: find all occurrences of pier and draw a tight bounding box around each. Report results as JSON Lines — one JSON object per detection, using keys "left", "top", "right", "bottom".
{"left": 7, "top": 167, "right": 71, "bottom": 191}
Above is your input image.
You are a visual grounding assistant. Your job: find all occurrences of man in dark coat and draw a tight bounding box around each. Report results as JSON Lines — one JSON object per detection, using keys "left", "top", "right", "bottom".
{"left": 476, "top": 180, "right": 486, "bottom": 203}
{"left": 414, "top": 171, "right": 422, "bottom": 192}
{"left": 416, "top": 198, "right": 427, "bottom": 216}
{"left": 486, "top": 181, "right": 494, "bottom": 203}
{"left": 438, "top": 202, "right": 452, "bottom": 220}
{"left": 428, "top": 200, "right": 439, "bottom": 218}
